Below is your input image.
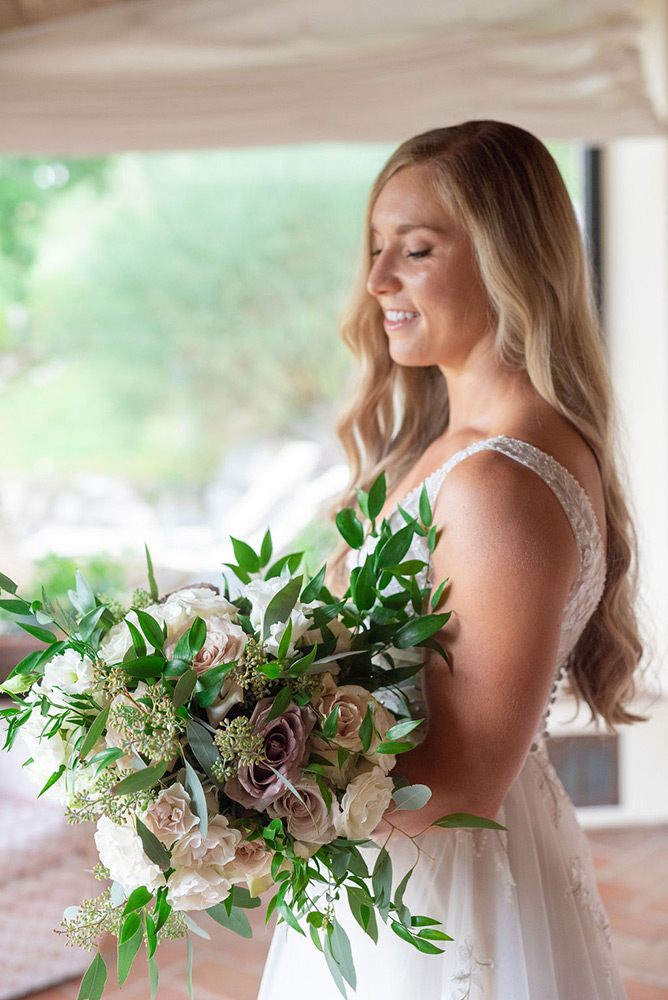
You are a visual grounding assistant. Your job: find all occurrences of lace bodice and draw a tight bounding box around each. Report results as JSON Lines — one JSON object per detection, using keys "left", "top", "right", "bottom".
{"left": 347, "top": 435, "right": 607, "bottom": 744}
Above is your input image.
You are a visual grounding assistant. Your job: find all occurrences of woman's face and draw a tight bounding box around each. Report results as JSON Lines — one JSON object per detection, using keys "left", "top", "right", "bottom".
{"left": 367, "top": 163, "right": 493, "bottom": 370}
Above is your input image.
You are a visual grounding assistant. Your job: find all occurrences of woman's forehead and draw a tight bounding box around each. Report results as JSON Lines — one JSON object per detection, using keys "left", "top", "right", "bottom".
{"left": 370, "top": 165, "right": 457, "bottom": 234}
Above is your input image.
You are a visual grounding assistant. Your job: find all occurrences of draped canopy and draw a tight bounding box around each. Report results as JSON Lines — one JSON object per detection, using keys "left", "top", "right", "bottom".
{"left": 0, "top": 0, "right": 665, "bottom": 153}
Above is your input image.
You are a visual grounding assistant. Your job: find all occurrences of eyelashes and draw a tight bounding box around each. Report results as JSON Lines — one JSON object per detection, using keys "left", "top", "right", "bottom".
{"left": 370, "top": 248, "right": 432, "bottom": 259}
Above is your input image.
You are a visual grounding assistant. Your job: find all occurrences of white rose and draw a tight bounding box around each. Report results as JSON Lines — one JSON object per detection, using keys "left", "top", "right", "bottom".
{"left": 245, "top": 577, "right": 320, "bottom": 655}
{"left": 142, "top": 783, "right": 198, "bottom": 847}
{"left": 162, "top": 587, "right": 238, "bottom": 635}
{"left": 335, "top": 767, "right": 394, "bottom": 841}
{"left": 171, "top": 815, "right": 241, "bottom": 870}
{"left": 20, "top": 713, "right": 68, "bottom": 801}
{"left": 94, "top": 815, "right": 166, "bottom": 894}
{"left": 166, "top": 865, "right": 231, "bottom": 911}
{"left": 42, "top": 649, "right": 95, "bottom": 696}
{"left": 99, "top": 621, "right": 134, "bottom": 664}
{"left": 206, "top": 676, "right": 244, "bottom": 727}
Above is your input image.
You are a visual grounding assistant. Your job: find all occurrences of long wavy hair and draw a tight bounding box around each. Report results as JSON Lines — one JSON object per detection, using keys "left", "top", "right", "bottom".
{"left": 328, "top": 120, "right": 644, "bottom": 728}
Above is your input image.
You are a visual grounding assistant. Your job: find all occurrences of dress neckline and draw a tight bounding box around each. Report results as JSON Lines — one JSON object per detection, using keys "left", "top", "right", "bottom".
{"left": 383, "top": 434, "right": 605, "bottom": 549}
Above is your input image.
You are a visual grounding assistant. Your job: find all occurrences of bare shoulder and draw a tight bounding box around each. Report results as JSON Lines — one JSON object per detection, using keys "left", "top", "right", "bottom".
{"left": 431, "top": 446, "right": 580, "bottom": 606}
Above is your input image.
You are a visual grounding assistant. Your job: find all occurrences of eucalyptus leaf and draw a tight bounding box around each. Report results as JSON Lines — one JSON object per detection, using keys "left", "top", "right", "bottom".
{"left": 330, "top": 919, "right": 357, "bottom": 991}
{"left": 77, "top": 951, "right": 107, "bottom": 1000}
{"left": 0, "top": 571, "right": 18, "bottom": 595}
{"left": 207, "top": 902, "right": 253, "bottom": 937}
{"left": 136, "top": 816, "right": 172, "bottom": 871}
{"left": 372, "top": 847, "right": 392, "bottom": 911}
{"left": 118, "top": 913, "right": 143, "bottom": 986}
{"left": 392, "top": 783, "right": 432, "bottom": 811}
{"left": 186, "top": 720, "right": 222, "bottom": 783}
{"left": 112, "top": 761, "right": 168, "bottom": 796}
{"left": 433, "top": 812, "right": 507, "bottom": 831}
{"left": 184, "top": 759, "right": 208, "bottom": 840}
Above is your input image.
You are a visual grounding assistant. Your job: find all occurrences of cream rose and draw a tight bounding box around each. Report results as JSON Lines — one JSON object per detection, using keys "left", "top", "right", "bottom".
{"left": 142, "top": 782, "right": 198, "bottom": 847}
{"left": 166, "top": 866, "right": 231, "bottom": 911}
{"left": 267, "top": 773, "right": 339, "bottom": 844}
{"left": 335, "top": 766, "right": 394, "bottom": 841}
{"left": 171, "top": 815, "right": 241, "bottom": 870}
{"left": 99, "top": 621, "right": 134, "bottom": 664}
{"left": 94, "top": 815, "right": 166, "bottom": 894}
{"left": 224, "top": 837, "right": 274, "bottom": 889}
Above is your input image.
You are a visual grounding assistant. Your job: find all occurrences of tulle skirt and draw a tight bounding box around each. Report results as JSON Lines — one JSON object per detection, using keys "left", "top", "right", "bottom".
{"left": 257, "top": 742, "right": 626, "bottom": 1000}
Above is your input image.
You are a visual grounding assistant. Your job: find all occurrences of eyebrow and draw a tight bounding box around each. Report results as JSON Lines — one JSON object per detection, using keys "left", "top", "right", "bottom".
{"left": 369, "top": 223, "right": 443, "bottom": 235}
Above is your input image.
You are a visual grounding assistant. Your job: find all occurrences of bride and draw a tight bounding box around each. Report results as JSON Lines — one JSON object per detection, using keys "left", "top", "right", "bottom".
{"left": 257, "top": 121, "right": 643, "bottom": 999}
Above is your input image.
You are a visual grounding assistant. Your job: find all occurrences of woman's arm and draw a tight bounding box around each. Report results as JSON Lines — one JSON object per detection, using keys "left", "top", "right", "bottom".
{"left": 385, "top": 448, "right": 580, "bottom": 838}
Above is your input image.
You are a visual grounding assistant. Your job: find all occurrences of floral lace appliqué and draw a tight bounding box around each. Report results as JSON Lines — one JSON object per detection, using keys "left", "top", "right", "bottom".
{"left": 449, "top": 936, "right": 493, "bottom": 999}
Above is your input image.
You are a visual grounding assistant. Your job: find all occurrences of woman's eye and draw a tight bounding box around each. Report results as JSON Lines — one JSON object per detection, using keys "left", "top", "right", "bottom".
{"left": 406, "top": 249, "right": 431, "bottom": 259}
{"left": 370, "top": 249, "right": 382, "bottom": 257}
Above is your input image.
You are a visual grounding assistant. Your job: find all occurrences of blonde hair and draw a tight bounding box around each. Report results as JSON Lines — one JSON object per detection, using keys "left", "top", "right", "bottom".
{"left": 329, "top": 120, "right": 643, "bottom": 728}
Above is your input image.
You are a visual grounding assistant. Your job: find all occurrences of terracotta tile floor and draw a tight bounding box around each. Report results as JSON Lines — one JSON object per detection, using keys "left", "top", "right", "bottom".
{"left": 17, "top": 825, "right": 668, "bottom": 1000}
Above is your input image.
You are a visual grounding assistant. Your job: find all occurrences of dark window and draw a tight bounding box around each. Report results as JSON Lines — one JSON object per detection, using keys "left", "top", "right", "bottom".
{"left": 547, "top": 733, "right": 619, "bottom": 807}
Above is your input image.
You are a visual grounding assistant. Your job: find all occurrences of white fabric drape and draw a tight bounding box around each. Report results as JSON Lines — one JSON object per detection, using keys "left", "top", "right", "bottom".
{"left": 0, "top": 0, "right": 665, "bottom": 153}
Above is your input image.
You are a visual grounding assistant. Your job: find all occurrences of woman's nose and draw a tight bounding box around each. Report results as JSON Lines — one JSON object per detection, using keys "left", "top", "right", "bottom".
{"left": 366, "top": 254, "right": 401, "bottom": 298}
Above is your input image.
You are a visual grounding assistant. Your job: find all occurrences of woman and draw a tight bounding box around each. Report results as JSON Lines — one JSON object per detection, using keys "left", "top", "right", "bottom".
{"left": 257, "top": 121, "right": 643, "bottom": 999}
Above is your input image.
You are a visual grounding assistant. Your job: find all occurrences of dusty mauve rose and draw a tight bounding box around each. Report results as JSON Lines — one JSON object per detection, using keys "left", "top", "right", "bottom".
{"left": 142, "top": 782, "right": 198, "bottom": 848}
{"left": 170, "top": 815, "right": 241, "bottom": 870}
{"left": 335, "top": 766, "right": 394, "bottom": 841}
{"left": 164, "top": 616, "right": 246, "bottom": 673}
{"left": 225, "top": 699, "right": 315, "bottom": 811}
{"left": 267, "top": 773, "right": 339, "bottom": 844}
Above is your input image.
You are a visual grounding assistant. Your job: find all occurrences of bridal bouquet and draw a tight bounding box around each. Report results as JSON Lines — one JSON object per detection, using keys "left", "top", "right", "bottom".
{"left": 0, "top": 476, "right": 502, "bottom": 1000}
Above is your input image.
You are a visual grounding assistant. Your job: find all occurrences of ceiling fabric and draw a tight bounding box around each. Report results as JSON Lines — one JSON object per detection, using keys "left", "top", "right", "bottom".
{"left": 0, "top": 0, "right": 665, "bottom": 153}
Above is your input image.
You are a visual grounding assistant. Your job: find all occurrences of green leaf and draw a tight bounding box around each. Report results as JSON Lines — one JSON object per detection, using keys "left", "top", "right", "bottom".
{"left": 184, "top": 759, "right": 208, "bottom": 840}
{"left": 148, "top": 951, "right": 159, "bottom": 998}
{"left": 376, "top": 740, "right": 414, "bottom": 754}
{"left": 113, "top": 761, "right": 168, "bottom": 796}
{"left": 230, "top": 536, "right": 261, "bottom": 574}
{"left": 77, "top": 604, "right": 109, "bottom": 642}
{"left": 77, "top": 951, "right": 107, "bottom": 1000}
{"left": 188, "top": 616, "right": 207, "bottom": 656}
{"left": 335, "top": 508, "right": 365, "bottom": 549}
{"left": 376, "top": 522, "right": 415, "bottom": 570}
{"left": 136, "top": 610, "right": 166, "bottom": 651}
{"left": 433, "top": 812, "right": 507, "bottom": 831}
{"left": 118, "top": 912, "right": 143, "bottom": 986}
{"left": 229, "top": 885, "right": 262, "bottom": 910}
{"left": 392, "top": 783, "right": 432, "bottom": 811}
{"left": 427, "top": 524, "right": 438, "bottom": 554}
{"left": 367, "top": 472, "right": 387, "bottom": 521}
{"left": 186, "top": 933, "right": 194, "bottom": 1000}
{"left": 330, "top": 919, "right": 357, "bottom": 991}
{"left": 372, "top": 847, "right": 392, "bottom": 911}
{"left": 173, "top": 668, "right": 198, "bottom": 710}
{"left": 18, "top": 622, "right": 57, "bottom": 644}
{"left": 153, "top": 889, "right": 171, "bottom": 933}
{"left": 0, "top": 597, "right": 31, "bottom": 615}
{"left": 260, "top": 528, "right": 273, "bottom": 568}
{"left": 207, "top": 902, "right": 253, "bottom": 937}
{"left": 417, "top": 927, "right": 453, "bottom": 941}
{"left": 384, "top": 718, "right": 423, "bottom": 741}
{"left": 122, "top": 885, "right": 153, "bottom": 917}
{"left": 359, "top": 704, "right": 374, "bottom": 753}
{"left": 393, "top": 613, "right": 450, "bottom": 648}
{"left": 418, "top": 484, "right": 432, "bottom": 526}
{"left": 196, "top": 661, "right": 235, "bottom": 689}
{"left": 136, "top": 816, "right": 172, "bottom": 871}
{"left": 430, "top": 577, "right": 449, "bottom": 611}
{"left": 79, "top": 705, "right": 110, "bottom": 760}
{"left": 75, "top": 570, "right": 97, "bottom": 615}
{"left": 322, "top": 703, "right": 340, "bottom": 739}
{"left": 265, "top": 685, "right": 293, "bottom": 723}
{"left": 382, "top": 560, "right": 427, "bottom": 577}
{"left": 301, "top": 563, "right": 327, "bottom": 603}
{"left": 186, "top": 721, "right": 221, "bottom": 783}
{"left": 263, "top": 575, "right": 302, "bottom": 641}
{"left": 355, "top": 487, "right": 370, "bottom": 520}
{"left": 126, "top": 620, "right": 147, "bottom": 657}
{"left": 0, "top": 571, "right": 18, "bottom": 595}
{"left": 122, "top": 653, "right": 166, "bottom": 679}
{"left": 145, "top": 543, "right": 159, "bottom": 601}
{"left": 37, "top": 763, "right": 65, "bottom": 797}
{"left": 324, "top": 928, "right": 348, "bottom": 999}
{"left": 276, "top": 616, "right": 293, "bottom": 660}
{"left": 353, "top": 555, "right": 376, "bottom": 613}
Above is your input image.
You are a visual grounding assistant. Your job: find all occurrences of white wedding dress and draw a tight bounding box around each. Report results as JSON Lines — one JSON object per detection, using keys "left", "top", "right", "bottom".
{"left": 257, "top": 436, "right": 626, "bottom": 1000}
